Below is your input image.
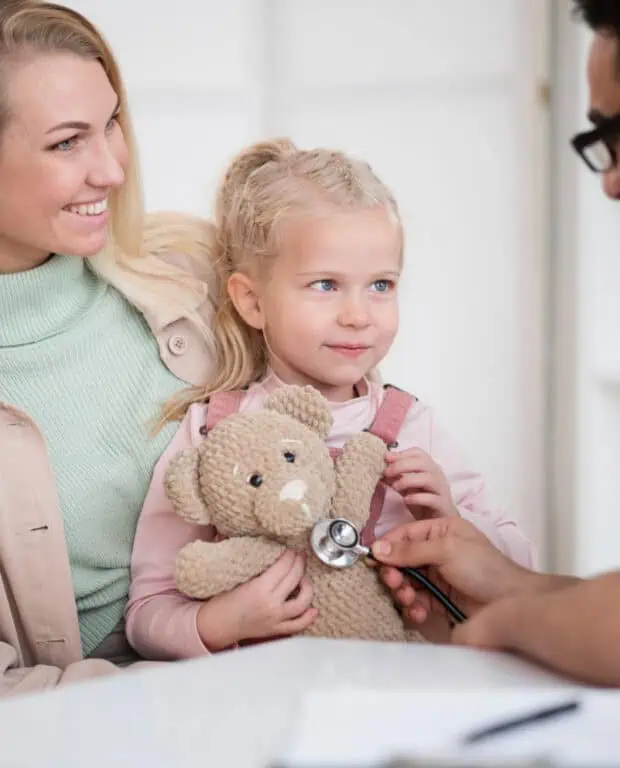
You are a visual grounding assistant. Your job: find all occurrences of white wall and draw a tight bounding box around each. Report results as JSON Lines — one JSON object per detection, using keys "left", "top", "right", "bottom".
{"left": 67, "top": 0, "right": 550, "bottom": 555}
{"left": 551, "top": 4, "right": 620, "bottom": 576}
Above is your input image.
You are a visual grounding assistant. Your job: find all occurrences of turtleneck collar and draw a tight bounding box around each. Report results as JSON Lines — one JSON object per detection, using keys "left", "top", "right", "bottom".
{"left": 0, "top": 255, "right": 104, "bottom": 347}
{"left": 259, "top": 368, "right": 375, "bottom": 406}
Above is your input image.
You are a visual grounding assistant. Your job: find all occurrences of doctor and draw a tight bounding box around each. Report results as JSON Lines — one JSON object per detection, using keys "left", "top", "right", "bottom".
{"left": 372, "top": 0, "right": 620, "bottom": 687}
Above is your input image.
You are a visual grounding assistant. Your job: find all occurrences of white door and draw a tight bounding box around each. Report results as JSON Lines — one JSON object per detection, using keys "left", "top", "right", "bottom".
{"left": 67, "top": 0, "right": 551, "bottom": 561}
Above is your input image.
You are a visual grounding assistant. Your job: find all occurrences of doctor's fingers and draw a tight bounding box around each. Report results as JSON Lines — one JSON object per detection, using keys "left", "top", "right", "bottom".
{"left": 386, "top": 572, "right": 433, "bottom": 612}
{"left": 373, "top": 533, "right": 451, "bottom": 571}
{"left": 379, "top": 564, "right": 406, "bottom": 590}
{"left": 373, "top": 518, "right": 439, "bottom": 548}
{"left": 405, "top": 601, "right": 431, "bottom": 624}
{"left": 380, "top": 567, "right": 434, "bottom": 620}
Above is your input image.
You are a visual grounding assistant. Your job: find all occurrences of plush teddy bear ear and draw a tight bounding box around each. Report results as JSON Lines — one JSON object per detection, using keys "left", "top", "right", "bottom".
{"left": 164, "top": 447, "right": 212, "bottom": 525}
{"left": 264, "top": 385, "right": 332, "bottom": 439}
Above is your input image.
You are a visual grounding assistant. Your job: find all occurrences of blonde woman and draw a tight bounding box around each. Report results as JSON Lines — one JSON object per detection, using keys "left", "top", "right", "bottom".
{"left": 0, "top": 1, "right": 217, "bottom": 694}
{"left": 127, "top": 139, "right": 534, "bottom": 660}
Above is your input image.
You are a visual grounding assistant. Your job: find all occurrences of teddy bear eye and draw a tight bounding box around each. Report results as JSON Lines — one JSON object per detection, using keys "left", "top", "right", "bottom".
{"left": 283, "top": 451, "right": 296, "bottom": 463}
{"left": 248, "top": 473, "right": 263, "bottom": 488}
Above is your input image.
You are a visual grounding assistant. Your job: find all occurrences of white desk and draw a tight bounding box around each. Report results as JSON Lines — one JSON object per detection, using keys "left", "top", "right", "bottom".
{"left": 0, "top": 638, "right": 573, "bottom": 768}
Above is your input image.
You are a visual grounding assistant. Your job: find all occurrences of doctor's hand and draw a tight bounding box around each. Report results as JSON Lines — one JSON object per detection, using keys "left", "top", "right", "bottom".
{"left": 383, "top": 448, "right": 458, "bottom": 519}
{"left": 371, "top": 518, "right": 532, "bottom": 624}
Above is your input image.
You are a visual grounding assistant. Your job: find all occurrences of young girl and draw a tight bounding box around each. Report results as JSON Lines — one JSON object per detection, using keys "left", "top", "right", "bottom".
{"left": 125, "top": 138, "right": 534, "bottom": 661}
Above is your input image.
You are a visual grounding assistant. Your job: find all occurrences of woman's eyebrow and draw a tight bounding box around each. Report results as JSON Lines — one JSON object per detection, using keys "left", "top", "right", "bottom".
{"left": 46, "top": 98, "right": 120, "bottom": 135}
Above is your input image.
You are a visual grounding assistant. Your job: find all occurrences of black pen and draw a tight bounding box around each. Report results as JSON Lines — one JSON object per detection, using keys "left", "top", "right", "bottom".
{"left": 463, "top": 698, "right": 581, "bottom": 745}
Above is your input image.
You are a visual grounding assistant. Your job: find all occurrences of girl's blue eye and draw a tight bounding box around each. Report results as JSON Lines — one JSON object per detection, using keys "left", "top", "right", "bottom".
{"left": 371, "top": 279, "right": 392, "bottom": 293}
{"left": 311, "top": 279, "right": 335, "bottom": 292}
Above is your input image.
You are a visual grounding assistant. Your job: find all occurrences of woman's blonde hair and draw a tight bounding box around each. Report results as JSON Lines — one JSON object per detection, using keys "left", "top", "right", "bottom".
{"left": 0, "top": 1, "right": 213, "bottom": 332}
{"left": 160, "top": 136, "right": 402, "bottom": 424}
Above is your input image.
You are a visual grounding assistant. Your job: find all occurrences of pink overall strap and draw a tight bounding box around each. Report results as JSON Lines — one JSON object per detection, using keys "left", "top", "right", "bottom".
{"left": 360, "top": 385, "right": 416, "bottom": 546}
{"left": 204, "top": 390, "right": 245, "bottom": 432}
{"left": 367, "top": 385, "right": 415, "bottom": 448}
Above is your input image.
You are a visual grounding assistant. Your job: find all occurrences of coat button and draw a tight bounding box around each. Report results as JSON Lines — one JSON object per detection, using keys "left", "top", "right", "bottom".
{"left": 168, "top": 334, "right": 188, "bottom": 355}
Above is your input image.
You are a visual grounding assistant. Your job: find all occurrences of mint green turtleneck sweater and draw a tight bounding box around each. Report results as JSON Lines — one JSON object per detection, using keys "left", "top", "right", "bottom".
{"left": 0, "top": 255, "right": 183, "bottom": 656}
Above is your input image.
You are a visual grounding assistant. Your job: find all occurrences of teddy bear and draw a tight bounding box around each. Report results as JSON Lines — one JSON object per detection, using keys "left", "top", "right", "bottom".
{"left": 164, "top": 384, "right": 424, "bottom": 643}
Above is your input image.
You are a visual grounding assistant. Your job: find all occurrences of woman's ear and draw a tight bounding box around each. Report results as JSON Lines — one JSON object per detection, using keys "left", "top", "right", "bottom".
{"left": 227, "top": 272, "right": 264, "bottom": 330}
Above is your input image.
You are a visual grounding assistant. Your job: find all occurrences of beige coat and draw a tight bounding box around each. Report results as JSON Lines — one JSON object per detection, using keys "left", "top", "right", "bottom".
{"left": 0, "top": 253, "right": 214, "bottom": 697}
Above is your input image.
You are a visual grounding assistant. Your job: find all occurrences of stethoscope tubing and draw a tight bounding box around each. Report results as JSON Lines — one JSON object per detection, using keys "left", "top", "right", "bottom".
{"left": 367, "top": 553, "right": 467, "bottom": 624}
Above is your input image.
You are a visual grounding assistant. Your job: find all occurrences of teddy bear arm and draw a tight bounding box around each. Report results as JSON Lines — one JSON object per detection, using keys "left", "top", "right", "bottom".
{"left": 332, "top": 431, "right": 387, "bottom": 530}
{"left": 175, "top": 536, "right": 286, "bottom": 599}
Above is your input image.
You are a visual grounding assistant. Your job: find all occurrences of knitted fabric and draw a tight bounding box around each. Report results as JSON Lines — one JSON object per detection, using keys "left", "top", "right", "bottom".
{"left": 0, "top": 254, "right": 183, "bottom": 655}
{"left": 166, "top": 385, "right": 425, "bottom": 643}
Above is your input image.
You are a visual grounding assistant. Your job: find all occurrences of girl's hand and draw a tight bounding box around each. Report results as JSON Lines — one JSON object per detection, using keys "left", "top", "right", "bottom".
{"left": 383, "top": 448, "right": 459, "bottom": 519}
{"left": 197, "top": 550, "right": 316, "bottom": 649}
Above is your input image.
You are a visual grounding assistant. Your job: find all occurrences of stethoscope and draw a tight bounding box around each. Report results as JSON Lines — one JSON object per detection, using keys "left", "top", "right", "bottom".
{"left": 310, "top": 518, "right": 467, "bottom": 625}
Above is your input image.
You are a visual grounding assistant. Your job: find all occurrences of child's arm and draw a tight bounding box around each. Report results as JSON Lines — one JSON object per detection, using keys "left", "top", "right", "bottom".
{"left": 194, "top": 549, "right": 316, "bottom": 650}
{"left": 126, "top": 405, "right": 316, "bottom": 660}
{"left": 383, "top": 402, "right": 535, "bottom": 568}
{"left": 125, "top": 405, "right": 217, "bottom": 661}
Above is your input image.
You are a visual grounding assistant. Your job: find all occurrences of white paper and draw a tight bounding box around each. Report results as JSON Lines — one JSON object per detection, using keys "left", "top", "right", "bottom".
{"left": 277, "top": 687, "right": 620, "bottom": 767}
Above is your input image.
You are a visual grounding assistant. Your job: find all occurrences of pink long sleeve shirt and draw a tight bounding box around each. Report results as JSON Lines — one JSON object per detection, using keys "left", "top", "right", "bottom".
{"left": 126, "top": 374, "right": 534, "bottom": 660}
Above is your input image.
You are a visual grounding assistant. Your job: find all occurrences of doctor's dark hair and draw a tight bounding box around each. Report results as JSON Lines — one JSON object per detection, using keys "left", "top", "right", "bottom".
{"left": 573, "top": 1, "right": 620, "bottom": 44}
{"left": 159, "top": 137, "right": 403, "bottom": 426}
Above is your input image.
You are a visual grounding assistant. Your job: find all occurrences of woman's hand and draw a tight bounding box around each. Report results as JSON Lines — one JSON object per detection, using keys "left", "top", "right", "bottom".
{"left": 371, "top": 517, "right": 534, "bottom": 624}
{"left": 197, "top": 550, "right": 316, "bottom": 650}
{"left": 383, "top": 448, "right": 458, "bottom": 519}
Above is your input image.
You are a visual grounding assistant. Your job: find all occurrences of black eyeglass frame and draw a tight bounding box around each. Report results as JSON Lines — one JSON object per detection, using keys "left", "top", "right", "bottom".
{"left": 571, "top": 113, "right": 620, "bottom": 172}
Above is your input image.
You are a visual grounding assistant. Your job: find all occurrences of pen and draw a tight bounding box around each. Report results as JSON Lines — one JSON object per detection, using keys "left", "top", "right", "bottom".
{"left": 463, "top": 698, "right": 581, "bottom": 745}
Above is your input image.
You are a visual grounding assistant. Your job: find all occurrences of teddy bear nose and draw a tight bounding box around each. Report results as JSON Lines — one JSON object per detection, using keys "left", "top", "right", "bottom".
{"left": 278, "top": 479, "right": 307, "bottom": 502}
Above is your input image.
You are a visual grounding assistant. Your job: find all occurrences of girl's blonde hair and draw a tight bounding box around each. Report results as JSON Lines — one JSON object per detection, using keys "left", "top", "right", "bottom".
{"left": 0, "top": 1, "right": 214, "bottom": 334}
{"left": 160, "top": 137, "right": 402, "bottom": 424}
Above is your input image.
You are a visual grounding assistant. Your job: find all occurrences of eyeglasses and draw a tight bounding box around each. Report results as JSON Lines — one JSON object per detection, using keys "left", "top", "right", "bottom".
{"left": 571, "top": 113, "right": 620, "bottom": 172}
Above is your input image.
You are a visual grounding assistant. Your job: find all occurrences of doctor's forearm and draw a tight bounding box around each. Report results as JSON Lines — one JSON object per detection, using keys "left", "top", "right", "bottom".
{"left": 478, "top": 561, "right": 579, "bottom": 605}
{"left": 499, "top": 571, "right": 620, "bottom": 685}
{"left": 518, "top": 570, "right": 580, "bottom": 595}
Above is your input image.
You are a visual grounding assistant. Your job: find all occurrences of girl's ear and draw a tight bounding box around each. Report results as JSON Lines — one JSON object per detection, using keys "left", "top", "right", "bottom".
{"left": 227, "top": 272, "right": 265, "bottom": 330}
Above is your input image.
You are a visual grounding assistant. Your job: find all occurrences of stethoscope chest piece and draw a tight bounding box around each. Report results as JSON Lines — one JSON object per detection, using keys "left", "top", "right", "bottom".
{"left": 309, "top": 516, "right": 468, "bottom": 624}
{"left": 309, "top": 517, "right": 468, "bottom": 624}
{"left": 310, "top": 518, "right": 369, "bottom": 569}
